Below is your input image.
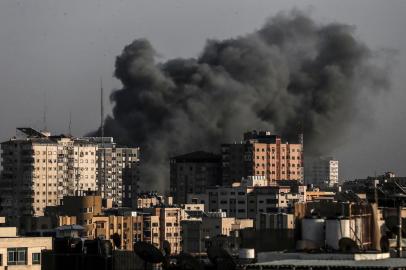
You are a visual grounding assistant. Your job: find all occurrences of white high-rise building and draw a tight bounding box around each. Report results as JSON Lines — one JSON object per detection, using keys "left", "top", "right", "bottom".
{"left": 304, "top": 156, "right": 339, "bottom": 187}
{"left": 0, "top": 128, "right": 140, "bottom": 224}
{"left": 84, "top": 137, "right": 140, "bottom": 208}
{"left": 0, "top": 128, "right": 98, "bottom": 221}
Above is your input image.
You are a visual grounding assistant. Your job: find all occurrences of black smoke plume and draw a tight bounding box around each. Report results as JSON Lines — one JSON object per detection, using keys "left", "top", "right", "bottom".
{"left": 93, "top": 11, "right": 389, "bottom": 191}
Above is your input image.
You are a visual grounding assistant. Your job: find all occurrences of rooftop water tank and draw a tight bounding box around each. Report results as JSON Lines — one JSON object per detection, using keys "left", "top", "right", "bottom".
{"left": 302, "top": 218, "right": 325, "bottom": 247}
{"left": 325, "top": 218, "right": 355, "bottom": 250}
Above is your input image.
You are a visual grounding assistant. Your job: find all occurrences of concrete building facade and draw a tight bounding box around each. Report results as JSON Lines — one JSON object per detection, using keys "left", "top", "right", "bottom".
{"left": 181, "top": 211, "right": 253, "bottom": 254}
{"left": 304, "top": 156, "right": 339, "bottom": 187}
{"left": 0, "top": 218, "right": 52, "bottom": 269}
{"left": 85, "top": 137, "right": 140, "bottom": 208}
{"left": 0, "top": 128, "right": 98, "bottom": 222}
{"left": 0, "top": 129, "right": 140, "bottom": 224}
{"left": 206, "top": 183, "right": 306, "bottom": 220}
{"left": 170, "top": 151, "right": 222, "bottom": 204}
{"left": 91, "top": 207, "right": 184, "bottom": 254}
{"left": 221, "top": 131, "right": 303, "bottom": 186}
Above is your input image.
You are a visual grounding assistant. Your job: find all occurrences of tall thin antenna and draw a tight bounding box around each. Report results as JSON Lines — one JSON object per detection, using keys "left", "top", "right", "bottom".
{"left": 68, "top": 111, "right": 72, "bottom": 135}
{"left": 100, "top": 77, "right": 104, "bottom": 142}
{"left": 43, "top": 91, "right": 48, "bottom": 131}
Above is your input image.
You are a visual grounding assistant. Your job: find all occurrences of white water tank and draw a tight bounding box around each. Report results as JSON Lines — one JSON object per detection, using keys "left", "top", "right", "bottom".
{"left": 239, "top": 248, "right": 255, "bottom": 259}
{"left": 354, "top": 217, "right": 363, "bottom": 245}
{"left": 325, "top": 218, "right": 355, "bottom": 250}
{"left": 302, "top": 218, "right": 325, "bottom": 247}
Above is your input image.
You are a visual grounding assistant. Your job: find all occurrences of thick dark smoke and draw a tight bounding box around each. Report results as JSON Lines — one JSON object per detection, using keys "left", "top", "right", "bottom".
{"left": 94, "top": 11, "right": 389, "bottom": 191}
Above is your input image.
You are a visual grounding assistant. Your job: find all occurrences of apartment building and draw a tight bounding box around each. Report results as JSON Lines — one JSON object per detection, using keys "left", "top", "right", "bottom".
{"left": 221, "top": 131, "right": 303, "bottom": 186}
{"left": 136, "top": 192, "right": 164, "bottom": 208}
{"left": 0, "top": 218, "right": 52, "bottom": 269}
{"left": 201, "top": 211, "right": 237, "bottom": 237}
{"left": 207, "top": 182, "right": 306, "bottom": 220}
{"left": 0, "top": 128, "right": 98, "bottom": 222}
{"left": 247, "top": 185, "right": 306, "bottom": 218}
{"left": 170, "top": 151, "right": 222, "bottom": 204}
{"left": 0, "top": 128, "right": 141, "bottom": 224}
{"left": 57, "top": 193, "right": 102, "bottom": 237}
{"left": 304, "top": 156, "right": 339, "bottom": 187}
{"left": 91, "top": 206, "right": 184, "bottom": 254}
{"left": 92, "top": 214, "right": 157, "bottom": 250}
{"left": 144, "top": 207, "right": 183, "bottom": 254}
{"left": 85, "top": 137, "right": 140, "bottom": 208}
{"left": 181, "top": 211, "right": 253, "bottom": 254}
{"left": 207, "top": 184, "right": 254, "bottom": 219}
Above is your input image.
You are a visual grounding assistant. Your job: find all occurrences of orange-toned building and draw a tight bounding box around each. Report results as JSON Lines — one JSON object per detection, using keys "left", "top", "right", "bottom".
{"left": 222, "top": 131, "right": 303, "bottom": 186}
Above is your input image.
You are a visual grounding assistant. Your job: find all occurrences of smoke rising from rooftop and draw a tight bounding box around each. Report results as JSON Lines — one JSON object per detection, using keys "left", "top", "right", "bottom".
{"left": 93, "top": 11, "right": 389, "bottom": 191}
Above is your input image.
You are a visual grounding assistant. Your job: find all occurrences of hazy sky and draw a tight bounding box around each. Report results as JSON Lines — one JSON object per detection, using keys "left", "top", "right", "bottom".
{"left": 0, "top": 0, "right": 405, "bottom": 181}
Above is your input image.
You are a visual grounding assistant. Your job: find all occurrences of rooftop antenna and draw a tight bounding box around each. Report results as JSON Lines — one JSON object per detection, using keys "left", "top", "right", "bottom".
{"left": 100, "top": 77, "right": 104, "bottom": 144}
{"left": 99, "top": 77, "right": 105, "bottom": 198}
{"left": 68, "top": 110, "right": 72, "bottom": 136}
{"left": 43, "top": 91, "right": 48, "bottom": 132}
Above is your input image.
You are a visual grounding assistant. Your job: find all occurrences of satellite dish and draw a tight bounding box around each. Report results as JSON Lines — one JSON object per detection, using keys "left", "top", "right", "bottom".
{"left": 162, "top": 240, "right": 171, "bottom": 257}
{"left": 207, "top": 247, "right": 236, "bottom": 270}
{"left": 134, "top": 242, "right": 165, "bottom": 264}
{"left": 112, "top": 233, "right": 121, "bottom": 249}
{"left": 176, "top": 253, "right": 204, "bottom": 270}
{"left": 339, "top": 238, "right": 359, "bottom": 253}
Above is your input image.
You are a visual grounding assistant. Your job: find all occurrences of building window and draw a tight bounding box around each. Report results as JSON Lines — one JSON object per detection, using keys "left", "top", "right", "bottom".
{"left": 7, "top": 248, "right": 27, "bottom": 265}
{"left": 32, "top": 253, "right": 41, "bottom": 264}
{"left": 0, "top": 254, "right": 2, "bottom": 266}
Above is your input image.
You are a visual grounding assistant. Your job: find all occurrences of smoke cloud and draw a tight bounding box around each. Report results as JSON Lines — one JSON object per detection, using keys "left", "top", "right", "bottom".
{"left": 94, "top": 11, "right": 389, "bottom": 191}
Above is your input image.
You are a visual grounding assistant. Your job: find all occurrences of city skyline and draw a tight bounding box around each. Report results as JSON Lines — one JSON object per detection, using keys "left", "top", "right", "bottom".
{"left": 0, "top": 0, "right": 405, "bottom": 183}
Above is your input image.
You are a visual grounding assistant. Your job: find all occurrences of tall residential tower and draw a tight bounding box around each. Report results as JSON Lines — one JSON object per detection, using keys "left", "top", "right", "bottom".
{"left": 221, "top": 131, "right": 303, "bottom": 186}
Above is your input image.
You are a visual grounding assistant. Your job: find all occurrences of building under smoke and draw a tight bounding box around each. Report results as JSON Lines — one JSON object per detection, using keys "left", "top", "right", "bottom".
{"left": 222, "top": 130, "right": 303, "bottom": 186}
{"left": 93, "top": 11, "right": 389, "bottom": 191}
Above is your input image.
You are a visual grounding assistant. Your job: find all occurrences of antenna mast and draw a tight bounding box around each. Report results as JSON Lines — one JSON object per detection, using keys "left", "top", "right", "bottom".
{"left": 100, "top": 77, "right": 104, "bottom": 143}
{"left": 68, "top": 111, "right": 72, "bottom": 136}
{"left": 43, "top": 91, "right": 48, "bottom": 131}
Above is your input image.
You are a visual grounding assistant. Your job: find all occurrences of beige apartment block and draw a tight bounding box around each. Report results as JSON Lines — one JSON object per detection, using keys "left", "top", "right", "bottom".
{"left": 92, "top": 214, "right": 152, "bottom": 251}
{"left": 57, "top": 194, "right": 102, "bottom": 237}
{"left": 145, "top": 207, "right": 183, "bottom": 255}
{"left": 222, "top": 131, "right": 303, "bottom": 186}
{"left": 0, "top": 225, "right": 52, "bottom": 269}
{"left": 0, "top": 129, "right": 140, "bottom": 225}
{"left": 85, "top": 137, "right": 140, "bottom": 208}
{"left": 136, "top": 193, "right": 164, "bottom": 209}
{"left": 201, "top": 211, "right": 253, "bottom": 237}
{"left": 90, "top": 207, "right": 184, "bottom": 254}
{"left": 0, "top": 128, "right": 98, "bottom": 223}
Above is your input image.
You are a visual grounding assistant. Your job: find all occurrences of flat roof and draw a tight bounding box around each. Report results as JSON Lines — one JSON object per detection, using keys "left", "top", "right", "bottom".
{"left": 248, "top": 258, "right": 406, "bottom": 269}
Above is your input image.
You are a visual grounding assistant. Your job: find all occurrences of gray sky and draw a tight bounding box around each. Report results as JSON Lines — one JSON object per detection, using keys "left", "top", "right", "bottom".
{"left": 0, "top": 0, "right": 405, "bottom": 181}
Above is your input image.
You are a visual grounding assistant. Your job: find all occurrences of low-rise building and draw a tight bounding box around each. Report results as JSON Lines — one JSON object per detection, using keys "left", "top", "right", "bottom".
{"left": 136, "top": 192, "right": 164, "bottom": 208}
{"left": 0, "top": 218, "right": 52, "bottom": 269}
{"left": 206, "top": 183, "right": 306, "bottom": 220}
{"left": 57, "top": 193, "right": 102, "bottom": 237}
{"left": 181, "top": 211, "right": 253, "bottom": 254}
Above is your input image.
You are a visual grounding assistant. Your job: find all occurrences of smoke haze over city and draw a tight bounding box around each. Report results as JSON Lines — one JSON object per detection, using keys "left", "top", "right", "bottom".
{"left": 1, "top": 0, "right": 405, "bottom": 188}
{"left": 92, "top": 11, "right": 389, "bottom": 190}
